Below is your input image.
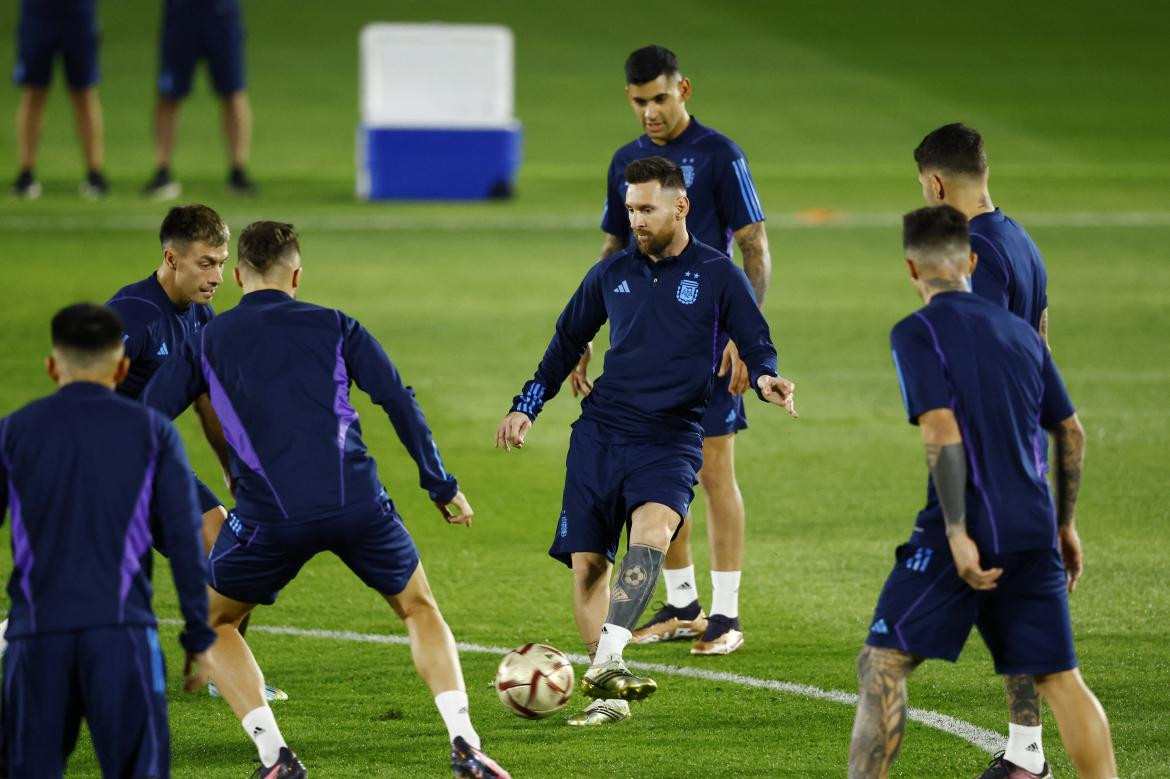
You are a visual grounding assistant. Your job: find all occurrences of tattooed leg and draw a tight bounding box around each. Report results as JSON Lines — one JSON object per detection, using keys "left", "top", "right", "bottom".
{"left": 848, "top": 646, "right": 922, "bottom": 779}
{"left": 1006, "top": 674, "right": 1042, "bottom": 726}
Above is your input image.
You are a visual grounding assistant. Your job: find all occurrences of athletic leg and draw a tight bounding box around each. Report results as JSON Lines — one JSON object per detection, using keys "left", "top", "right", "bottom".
{"left": 1034, "top": 669, "right": 1116, "bottom": 779}
{"left": 692, "top": 433, "right": 747, "bottom": 655}
{"left": 15, "top": 87, "right": 49, "bottom": 172}
{"left": 997, "top": 674, "right": 1048, "bottom": 775}
{"left": 222, "top": 91, "right": 252, "bottom": 170}
{"left": 848, "top": 646, "right": 922, "bottom": 779}
{"left": 153, "top": 98, "right": 182, "bottom": 170}
{"left": 66, "top": 88, "right": 103, "bottom": 174}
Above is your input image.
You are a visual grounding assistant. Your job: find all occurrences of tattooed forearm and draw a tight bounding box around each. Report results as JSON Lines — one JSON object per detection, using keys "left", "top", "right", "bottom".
{"left": 733, "top": 221, "right": 771, "bottom": 305}
{"left": 1005, "top": 674, "right": 1042, "bottom": 726}
{"left": 598, "top": 232, "right": 628, "bottom": 261}
{"left": 926, "top": 442, "right": 968, "bottom": 536}
{"left": 1052, "top": 415, "right": 1085, "bottom": 528}
{"left": 849, "top": 646, "right": 922, "bottom": 779}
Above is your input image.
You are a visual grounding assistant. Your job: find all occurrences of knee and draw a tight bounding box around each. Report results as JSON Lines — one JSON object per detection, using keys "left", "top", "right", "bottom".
{"left": 697, "top": 437, "right": 737, "bottom": 492}
{"left": 573, "top": 555, "right": 610, "bottom": 592}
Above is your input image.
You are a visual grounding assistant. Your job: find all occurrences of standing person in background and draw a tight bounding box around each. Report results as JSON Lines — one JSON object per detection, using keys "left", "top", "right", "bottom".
{"left": 143, "top": 0, "right": 256, "bottom": 199}
{"left": 10, "top": 0, "right": 109, "bottom": 199}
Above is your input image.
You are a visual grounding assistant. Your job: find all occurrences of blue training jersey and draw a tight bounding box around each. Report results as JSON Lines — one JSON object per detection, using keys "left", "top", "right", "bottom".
{"left": 0, "top": 383, "right": 214, "bottom": 653}
{"left": 511, "top": 236, "right": 778, "bottom": 440}
{"left": 969, "top": 209, "right": 1048, "bottom": 331}
{"left": 602, "top": 117, "right": 765, "bottom": 258}
{"left": 890, "top": 292, "right": 1075, "bottom": 555}
{"left": 107, "top": 272, "right": 215, "bottom": 400}
{"left": 142, "top": 289, "right": 458, "bottom": 523}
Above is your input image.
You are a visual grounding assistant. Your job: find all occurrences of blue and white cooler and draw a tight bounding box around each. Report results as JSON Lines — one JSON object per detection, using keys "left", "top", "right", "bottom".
{"left": 357, "top": 23, "right": 523, "bottom": 200}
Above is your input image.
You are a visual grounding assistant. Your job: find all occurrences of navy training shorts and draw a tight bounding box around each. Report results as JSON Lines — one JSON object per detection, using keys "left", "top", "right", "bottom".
{"left": 700, "top": 366, "right": 748, "bottom": 438}
{"left": 208, "top": 495, "right": 419, "bottom": 605}
{"left": 13, "top": 1, "right": 100, "bottom": 89}
{"left": 548, "top": 420, "right": 702, "bottom": 567}
{"left": 2, "top": 625, "right": 170, "bottom": 778}
{"left": 157, "top": 0, "right": 245, "bottom": 99}
{"left": 865, "top": 544, "right": 1077, "bottom": 675}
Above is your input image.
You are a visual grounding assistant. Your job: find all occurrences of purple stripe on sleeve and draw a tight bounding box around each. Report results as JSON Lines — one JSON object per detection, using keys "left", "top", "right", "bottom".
{"left": 119, "top": 423, "right": 158, "bottom": 621}
{"left": 0, "top": 421, "right": 35, "bottom": 629}
{"left": 199, "top": 331, "right": 288, "bottom": 518}
{"left": 912, "top": 311, "right": 1001, "bottom": 553}
{"left": 333, "top": 313, "right": 359, "bottom": 506}
{"left": 711, "top": 303, "right": 720, "bottom": 372}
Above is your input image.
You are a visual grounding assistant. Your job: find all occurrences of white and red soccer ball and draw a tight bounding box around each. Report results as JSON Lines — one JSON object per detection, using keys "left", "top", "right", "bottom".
{"left": 495, "top": 643, "right": 575, "bottom": 719}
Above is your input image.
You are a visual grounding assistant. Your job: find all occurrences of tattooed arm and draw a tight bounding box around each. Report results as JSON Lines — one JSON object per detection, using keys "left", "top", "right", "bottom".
{"left": 732, "top": 221, "right": 771, "bottom": 305}
{"left": 599, "top": 232, "right": 628, "bottom": 261}
{"left": 849, "top": 646, "right": 922, "bottom": 779}
{"left": 919, "top": 408, "right": 1002, "bottom": 590}
{"left": 1052, "top": 413, "right": 1086, "bottom": 590}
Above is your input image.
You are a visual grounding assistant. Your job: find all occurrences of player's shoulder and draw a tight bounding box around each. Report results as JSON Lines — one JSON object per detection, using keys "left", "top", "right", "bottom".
{"left": 107, "top": 277, "right": 166, "bottom": 325}
{"left": 610, "top": 136, "right": 652, "bottom": 168}
{"left": 691, "top": 237, "right": 734, "bottom": 268}
{"left": 588, "top": 246, "right": 638, "bottom": 281}
{"left": 691, "top": 120, "right": 744, "bottom": 156}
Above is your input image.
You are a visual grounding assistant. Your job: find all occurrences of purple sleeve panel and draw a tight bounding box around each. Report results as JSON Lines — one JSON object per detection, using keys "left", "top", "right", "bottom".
{"left": 333, "top": 311, "right": 360, "bottom": 507}
{"left": 151, "top": 417, "right": 215, "bottom": 654}
{"left": 0, "top": 418, "right": 36, "bottom": 631}
{"left": 341, "top": 316, "right": 458, "bottom": 504}
{"left": 119, "top": 421, "right": 158, "bottom": 622}
{"left": 714, "top": 260, "right": 777, "bottom": 400}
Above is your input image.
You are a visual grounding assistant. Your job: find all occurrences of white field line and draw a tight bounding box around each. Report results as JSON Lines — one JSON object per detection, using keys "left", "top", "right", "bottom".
{"left": 161, "top": 619, "right": 1007, "bottom": 754}
{"left": 2, "top": 211, "right": 1170, "bottom": 233}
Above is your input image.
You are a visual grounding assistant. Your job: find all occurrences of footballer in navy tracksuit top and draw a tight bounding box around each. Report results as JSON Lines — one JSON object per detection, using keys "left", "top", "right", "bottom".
{"left": 142, "top": 289, "right": 457, "bottom": 604}
{"left": 108, "top": 271, "right": 222, "bottom": 515}
{"left": 509, "top": 234, "right": 778, "bottom": 565}
{"left": 603, "top": 116, "right": 767, "bottom": 437}
{"left": 867, "top": 291, "right": 1078, "bottom": 674}
{"left": 0, "top": 383, "right": 214, "bottom": 777}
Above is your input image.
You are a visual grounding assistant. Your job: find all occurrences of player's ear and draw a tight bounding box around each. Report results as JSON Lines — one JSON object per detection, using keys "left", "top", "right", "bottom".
{"left": 163, "top": 246, "right": 177, "bottom": 270}
{"left": 113, "top": 356, "right": 130, "bottom": 385}
{"left": 931, "top": 174, "right": 945, "bottom": 201}
{"left": 676, "top": 194, "right": 690, "bottom": 220}
{"left": 677, "top": 76, "right": 692, "bottom": 102}
{"left": 233, "top": 266, "right": 243, "bottom": 288}
{"left": 291, "top": 267, "right": 302, "bottom": 292}
{"left": 967, "top": 250, "right": 978, "bottom": 276}
{"left": 904, "top": 257, "right": 920, "bottom": 280}
{"left": 45, "top": 354, "right": 59, "bottom": 384}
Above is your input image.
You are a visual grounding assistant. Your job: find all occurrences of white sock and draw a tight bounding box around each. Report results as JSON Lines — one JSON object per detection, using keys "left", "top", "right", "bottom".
{"left": 435, "top": 690, "right": 479, "bottom": 749}
{"left": 242, "top": 706, "right": 287, "bottom": 766}
{"left": 594, "top": 623, "right": 632, "bottom": 664}
{"left": 0, "top": 618, "right": 8, "bottom": 656}
{"left": 1005, "top": 723, "right": 1045, "bottom": 773}
{"left": 663, "top": 565, "right": 699, "bottom": 608}
{"left": 710, "top": 570, "right": 741, "bottom": 619}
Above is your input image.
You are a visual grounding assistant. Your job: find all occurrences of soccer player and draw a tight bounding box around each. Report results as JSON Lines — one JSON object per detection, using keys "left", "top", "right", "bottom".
{"left": 574, "top": 44, "right": 774, "bottom": 659}
{"left": 496, "top": 157, "right": 796, "bottom": 727}
{"left": 914, "top": 123, "right": 1053, "bottom": 777}
{"left": 10, "top": 0, "right": 108, "bottom": 199}
{"left": 847, "top": 206, "right": 1116, "bottom": 779}
{"left": 143, "top": 0, "right": 256, "bottom": 198}
{"left": 104, "top": 203, "right": 286, "bottom": 703}
{"left": 0, "top": 303, "right": 214, "bottom": 777}
{"left": 142, "top": 221, "right": 508, "bottom": 779}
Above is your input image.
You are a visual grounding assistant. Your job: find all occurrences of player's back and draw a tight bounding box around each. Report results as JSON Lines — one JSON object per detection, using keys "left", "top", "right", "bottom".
{"left": 969, "top": 209, "right": 1048, "bottom": 331}
{"left": 892, "top": 292, "right": 1070, "bottom": 554}
{"left": 176, "top": 289, "right": 449, "bottom": 523}
{"left": 0, "top": 384, "right": 180, "bottom": 637}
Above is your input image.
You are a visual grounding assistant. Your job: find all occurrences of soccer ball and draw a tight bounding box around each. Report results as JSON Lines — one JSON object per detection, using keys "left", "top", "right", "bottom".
{"left": 495, "top": 643, "right": 575, "bottom": 719}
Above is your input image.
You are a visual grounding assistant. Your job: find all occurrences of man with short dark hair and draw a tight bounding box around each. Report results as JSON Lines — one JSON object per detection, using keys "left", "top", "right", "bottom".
{"left": 0, "top": 303, "right": 214, "bottom": 777}
{"left": 847, "top": 206, "right": 1116, "bottom": 779}
{"left": 102, "top": 204, "right": 286, "bottom": 703}
{"left": 573, "top": 45, "right": 774, "bottom": 663}
{"left": 914, "top": 123, "right": 1054, "bottom": 778}
{"left": 10, "top": 0, "right": 108, "bottom": 199}
{"left": 496, "top": 156, "right": 796, "bottom": 726}
{"left": 143, "top": 222, "right": 508, "bottom": 779}
{"left": 143, "top": 0, "right": 256, "bottom": 198}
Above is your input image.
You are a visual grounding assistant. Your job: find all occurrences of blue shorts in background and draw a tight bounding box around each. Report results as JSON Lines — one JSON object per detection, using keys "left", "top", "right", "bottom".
{"left": 1, "top": 626, "right": 170, "bottom": 779}
{"left": 157, "top": 0, "right": 245, "bottom": 99}
{"left": 865, "top": 545, "right": 1077, "bottom": 675}
{"left": 13, "top": 1, "right": 100, "bottom": 89}
{"left": 549, "top": 420, "right": 702, "bottom": 567}
{"left": 208, "top": 497, "right": 420, "bottom": 605}
{"left": 701, "top": 367, "right": 748, "bottom": 438}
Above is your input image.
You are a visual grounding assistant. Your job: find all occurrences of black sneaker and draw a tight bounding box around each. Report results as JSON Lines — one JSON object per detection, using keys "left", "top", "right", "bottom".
{"left": 691, "top": 613, "right": 744, "bottom": 655}
{"left": 11, "top": 169, "right": 41, "bottom": 199}
{"left": 977, "top": 751, "right": 1053, "bottom": 779}
{"left": 228, "top": 166, "right": 257, "bottom": 195}
{"left": 143, "top": 167, "right": 181, "bottom": 200}
{"left": 450, "top": 736, "right": 510, "bottom": 779}
{"left": 249, "top": 747, "right": 306, "bottom": 779}
{"left": 630, "top": 600, "right": 708, "bottom": 644}
{"left": 79, "top": 170, "right": 109, "bottom": 200}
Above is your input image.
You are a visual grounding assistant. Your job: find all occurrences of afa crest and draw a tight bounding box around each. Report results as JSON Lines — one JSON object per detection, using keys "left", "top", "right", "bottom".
{"left": 676, "top": 271, "right": 700, "bottom": 305}
{"left": 680, "top": 157, "right": 695, "bottom": 187}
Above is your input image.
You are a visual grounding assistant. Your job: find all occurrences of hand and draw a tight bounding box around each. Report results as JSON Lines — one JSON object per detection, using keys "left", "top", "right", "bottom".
{"left": 946, "top": 532, "right": 1002, "bottom": 590}
{"left": 494, "top": 411, "right": 532, "bottom": 452}
{"left": 435, "top": 491, "right": 474, "bottom": 527}
{"left": 717, "top": 340, "right": 749, "bottom": 396}
{"left": 757, "top": 375, "right": 799, "bottom": 418}
{"left": 1058, "top": 525, "right": 1083, "bottom": 593}
{"left": 570, "top": 342, "right": 594, "bottom": 397}
{"left": 183, "top": 651, "right": 212, "bottom": 692}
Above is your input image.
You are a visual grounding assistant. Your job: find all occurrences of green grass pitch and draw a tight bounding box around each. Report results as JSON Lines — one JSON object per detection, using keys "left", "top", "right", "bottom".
{"left": 1, "top": 1, "right": 1167, "bottom": 776}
